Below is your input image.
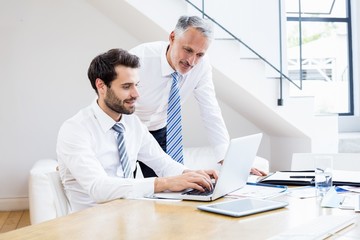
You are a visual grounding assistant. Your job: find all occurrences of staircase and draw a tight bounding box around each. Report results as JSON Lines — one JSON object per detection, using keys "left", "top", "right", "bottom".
{"left": 86, "top": 0, "right": 339, "bottom": 170}
{"left": 339, "top": 132, "right": 360, "bottom": 153}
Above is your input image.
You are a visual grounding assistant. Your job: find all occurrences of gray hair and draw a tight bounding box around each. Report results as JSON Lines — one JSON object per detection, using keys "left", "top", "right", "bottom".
{"left": 174, "top": 16, "right": 214, "bottom": 39}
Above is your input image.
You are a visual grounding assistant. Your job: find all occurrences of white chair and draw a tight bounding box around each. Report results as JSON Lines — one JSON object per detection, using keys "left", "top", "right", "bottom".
{"left": 28, "top": 159, "right": 70, "bottom": 225}
{"left": 291, "top": 153, "right": 360, "bottom": 171}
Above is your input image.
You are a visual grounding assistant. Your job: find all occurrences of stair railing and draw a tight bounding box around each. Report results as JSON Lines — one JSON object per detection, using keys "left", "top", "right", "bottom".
{"left": 185, "top": 0, "right": 302, "bottom": 106}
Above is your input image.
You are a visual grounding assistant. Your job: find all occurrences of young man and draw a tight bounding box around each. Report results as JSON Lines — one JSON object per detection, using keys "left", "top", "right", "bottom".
{"left": 130, "top": 16, "right": 266, "bottom": 177}
{"left": 56, "top": 49, "right": 217, "bottom": 212}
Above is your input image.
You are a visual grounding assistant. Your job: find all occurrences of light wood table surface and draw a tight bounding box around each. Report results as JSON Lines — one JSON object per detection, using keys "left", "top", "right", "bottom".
{"left": 0, "top": 195, "right": 359, "bottom": 240}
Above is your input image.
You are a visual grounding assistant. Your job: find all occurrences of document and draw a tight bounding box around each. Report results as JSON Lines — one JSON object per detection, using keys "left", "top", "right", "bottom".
{"left": 333, "top": 170, "right": 360, "bottom": 186}
{"left": 288, "top": 186, "right": 317, "bottom": 199}
{"left": 226, "top": 182, "right": 288, "bottom": 199}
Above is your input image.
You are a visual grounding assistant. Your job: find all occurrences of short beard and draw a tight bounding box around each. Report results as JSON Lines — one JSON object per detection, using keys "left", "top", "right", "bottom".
{"left": 104, "top": 87, "right": 135, "bottom": 115}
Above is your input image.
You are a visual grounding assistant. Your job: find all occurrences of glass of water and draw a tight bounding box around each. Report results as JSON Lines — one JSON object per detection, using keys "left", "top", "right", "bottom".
{"left": 314, "top": 156, "right": 333, "bottom": 197}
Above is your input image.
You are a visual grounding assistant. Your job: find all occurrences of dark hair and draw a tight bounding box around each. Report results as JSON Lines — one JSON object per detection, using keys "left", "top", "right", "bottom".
{"left": 87, "top": 48, "right": 140, "bottom": 93}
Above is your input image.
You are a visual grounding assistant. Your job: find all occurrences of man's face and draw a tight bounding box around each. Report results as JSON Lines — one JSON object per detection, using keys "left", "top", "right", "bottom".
{"left": 167, "top": 27, "right": 210, "bottom": 75}
{"left": 98, "top": 65, "right": 139, "bottom": 119}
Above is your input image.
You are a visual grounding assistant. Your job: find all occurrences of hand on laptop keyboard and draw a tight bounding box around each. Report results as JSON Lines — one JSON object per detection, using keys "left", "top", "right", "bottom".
{"left": 182, "top": 183, "right": 216, "bottom": 196}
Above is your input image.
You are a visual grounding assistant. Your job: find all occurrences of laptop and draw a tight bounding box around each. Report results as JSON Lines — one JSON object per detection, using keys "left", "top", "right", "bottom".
{"left": 151, "top": 133, "right": 263, "bottom": 201}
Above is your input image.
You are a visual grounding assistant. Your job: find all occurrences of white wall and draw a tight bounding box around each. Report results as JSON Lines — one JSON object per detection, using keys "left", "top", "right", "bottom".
{"left": 0, "top": 0, "right": 140, "bottom": 210}
{"left": 183, "top": 96, "right": 270, "bottom": 159}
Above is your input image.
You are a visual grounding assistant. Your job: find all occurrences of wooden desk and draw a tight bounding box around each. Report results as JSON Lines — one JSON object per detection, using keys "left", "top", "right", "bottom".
{"left": 0, "top": 196, "right": 359, "bottom": 240}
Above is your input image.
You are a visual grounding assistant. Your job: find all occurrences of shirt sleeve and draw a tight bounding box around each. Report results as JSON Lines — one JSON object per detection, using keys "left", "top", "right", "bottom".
{"left": 57, "top": 120, "right": 156, "bottom": 204}
{"left": 193, "top": 63, "right": 230, "bottom": 161}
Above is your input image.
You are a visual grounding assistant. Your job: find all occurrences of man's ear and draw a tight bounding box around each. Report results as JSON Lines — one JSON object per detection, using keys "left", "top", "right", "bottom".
{"left": 95, "top": 78, "right": 106, "bottom": 94}
{"left": 169, "top": 31, "right": 175, "bottom": 43}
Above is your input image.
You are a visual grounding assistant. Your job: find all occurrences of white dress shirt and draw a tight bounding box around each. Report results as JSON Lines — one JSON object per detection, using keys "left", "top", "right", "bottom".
{"left": 56, "top": 100, "right": 186, "bottom": 212}
{"left": 129, "top": 41, "right": 230, "bottom": 161}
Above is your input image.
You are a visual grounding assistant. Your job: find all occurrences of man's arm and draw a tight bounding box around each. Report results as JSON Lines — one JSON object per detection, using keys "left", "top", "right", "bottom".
{"left": 192, "top": 63, "right": 230, "bottom": 162}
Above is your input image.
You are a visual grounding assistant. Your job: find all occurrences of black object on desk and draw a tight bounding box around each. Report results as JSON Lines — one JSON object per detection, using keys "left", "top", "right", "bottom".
{"left": 259, "top": 170, "right": 360, "bottom": 187}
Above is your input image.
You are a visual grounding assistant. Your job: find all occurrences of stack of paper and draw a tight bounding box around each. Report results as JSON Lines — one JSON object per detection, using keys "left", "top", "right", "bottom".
{"left": 227, "top": 183, "right": 288, "bottom": 199}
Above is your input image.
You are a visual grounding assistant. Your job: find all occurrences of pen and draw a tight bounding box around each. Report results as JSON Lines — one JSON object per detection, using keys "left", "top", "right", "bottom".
{"left": 289, "top": 176, "right": 314, "bottom": 178}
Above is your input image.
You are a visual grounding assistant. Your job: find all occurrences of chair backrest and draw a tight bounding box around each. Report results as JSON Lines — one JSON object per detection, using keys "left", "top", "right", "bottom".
{"left": 291, "top": 153, "right": 360, "bottom": 171}
{"left": 46, "top": 171, "right": 70, "bottom": 217}
{"left": 29, "top": 159, "right": 70, "bottom": 224}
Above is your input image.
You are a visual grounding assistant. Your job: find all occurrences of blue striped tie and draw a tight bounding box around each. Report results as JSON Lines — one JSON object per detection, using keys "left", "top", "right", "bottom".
{"left": 166, "top": 72, "right": 183, "bottom": 164}
{"left": 113, "top": 123, "right": 132, "bottom": 178}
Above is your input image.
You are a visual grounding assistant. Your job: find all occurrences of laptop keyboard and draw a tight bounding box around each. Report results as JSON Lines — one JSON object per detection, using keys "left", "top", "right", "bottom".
{"left": 182, "top": 183, "right": 215, "bottom": 196}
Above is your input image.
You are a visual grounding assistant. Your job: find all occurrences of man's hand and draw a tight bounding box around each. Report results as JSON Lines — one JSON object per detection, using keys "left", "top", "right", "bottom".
{"left": 250, "top": 167, "right": 267, "bottom": 176}
{"left": 154, "top": 169, "right": 218, "bottom": 193}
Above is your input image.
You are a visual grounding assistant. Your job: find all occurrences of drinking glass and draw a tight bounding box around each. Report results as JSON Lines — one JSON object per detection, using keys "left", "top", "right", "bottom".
{"left": 314, "top": 156, "right": 333, "bottom": 197}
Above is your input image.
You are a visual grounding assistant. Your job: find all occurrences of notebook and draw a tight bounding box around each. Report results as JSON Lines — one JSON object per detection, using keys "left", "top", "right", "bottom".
{"left": 259, "top": 170, "right": 360, "bottom": 186}
{"left": 151, "top": 133, "right": 263, "bottom": 201}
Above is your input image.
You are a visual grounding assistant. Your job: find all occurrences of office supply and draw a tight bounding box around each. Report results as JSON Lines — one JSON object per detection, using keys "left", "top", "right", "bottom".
{"left": 339, "top": 194, "right": 357, "bottom": 210}
{"left": 268, "top": 215, "right": 357, "bottom": 240}
{"left": 197, "top": 198, "right": 288, "bottom": 217}
{"left": 333, "top": 170, "right": 360, "bottom": 186}
{"left": 152, "top": 133, "right": 262, "bottom": 201}
{"left": 289, "top": 176, "right": 314, "bottom": 178}
{"left": 226, "top": 182, "right": 288, "bottom": 199}
{"left": 259, "top": 171, "right": 314, "bottom": 186}
{"left": 288, "top": 186, "right": 317, "bottom": 199}
{"left": 259, "top": 170, "right": 360, "bottom": 186}
{"left": 320, "top": 186, "right": 345, "bottom": 208}
{"left": 1, "top": 196, "right": 360, "bottom": 239}
{"left": 337, "top": 186, "right": 360, "bottom": 193}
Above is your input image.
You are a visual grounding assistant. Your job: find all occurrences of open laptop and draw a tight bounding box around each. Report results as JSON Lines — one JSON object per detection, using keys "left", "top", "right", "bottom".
{"left": 151, "top": 133, "right": 263, "bottom": 201}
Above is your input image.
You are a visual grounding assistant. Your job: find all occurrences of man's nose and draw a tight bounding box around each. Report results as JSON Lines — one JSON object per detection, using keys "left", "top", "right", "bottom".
{"left": 131, "top": 86, "right": 140, "bottom": 98}
{"left": 187, "top": 54, "right": 197, "bottom": 66}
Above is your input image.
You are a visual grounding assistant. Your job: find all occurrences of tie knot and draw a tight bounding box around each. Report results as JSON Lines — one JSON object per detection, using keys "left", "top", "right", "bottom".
{"left": 113, "top": 123, "right": 125, "bottom": 133}
{"left": 171, "top": 72, "right": 179, "bottom": 83}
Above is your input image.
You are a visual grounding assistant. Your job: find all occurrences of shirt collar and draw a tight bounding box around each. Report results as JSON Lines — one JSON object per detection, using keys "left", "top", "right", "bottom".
{"left": 91, "top": 99, "right": 128, "bottom": 132}
{"left": 160, "top": 43, "right": 175, "bottom": 77}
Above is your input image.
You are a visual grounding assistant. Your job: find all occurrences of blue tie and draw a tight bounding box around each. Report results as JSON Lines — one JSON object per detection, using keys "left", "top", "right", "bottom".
{"left": 113, "top": 123, "right": 132, "bottom": 178}
{"left": 166, "top": 72, "right": 183, "bottom": 164}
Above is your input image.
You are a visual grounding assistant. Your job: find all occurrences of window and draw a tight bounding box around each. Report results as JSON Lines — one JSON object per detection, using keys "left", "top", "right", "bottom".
{"left": 286, "top": 0, "right": 353, "bottom": 115}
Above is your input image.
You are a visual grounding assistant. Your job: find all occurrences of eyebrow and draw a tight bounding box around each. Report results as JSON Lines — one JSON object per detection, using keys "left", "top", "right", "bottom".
{"left": 121, "top": 81, "right": 140, "bottom": 86}
{"left": 184, "top": 46, "right": 205, "bottom": 56}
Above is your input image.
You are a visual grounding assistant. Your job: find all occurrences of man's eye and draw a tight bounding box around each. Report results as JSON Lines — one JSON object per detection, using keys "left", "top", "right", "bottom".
{"left": 123, "top": 85, "right": 130, "bottom": 89}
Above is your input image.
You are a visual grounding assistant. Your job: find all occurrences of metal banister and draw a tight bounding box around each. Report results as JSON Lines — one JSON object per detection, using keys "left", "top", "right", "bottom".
{"left": 185, "top": 0, "right": 302, "bottom": 106}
